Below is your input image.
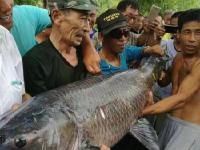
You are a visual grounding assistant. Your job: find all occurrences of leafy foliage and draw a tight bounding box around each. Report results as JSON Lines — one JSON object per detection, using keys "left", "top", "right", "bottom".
{"left": 15, "top": 0, "right": 200, "bottom": 15}
{"left": 138, "top": 0, "right": 200, "bottom": 16}
{"left": 15, "top": 0, "right": 42, "bottom": 6}
{"left": 96, "top": 0, "right": 200, "bottom": 15}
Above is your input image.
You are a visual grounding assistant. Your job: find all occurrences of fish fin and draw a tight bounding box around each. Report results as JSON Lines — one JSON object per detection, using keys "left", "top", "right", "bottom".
{"left": 129, "top": 118, "right": 160, "bottom": 150}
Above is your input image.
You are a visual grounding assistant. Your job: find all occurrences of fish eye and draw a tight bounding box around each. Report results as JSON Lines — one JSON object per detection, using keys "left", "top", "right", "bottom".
{"left": 14, "top": 136, "right": 27, "bottom": 148}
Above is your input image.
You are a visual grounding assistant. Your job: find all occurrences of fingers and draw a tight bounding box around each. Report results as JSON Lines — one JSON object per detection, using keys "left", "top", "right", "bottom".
{"left": 100, "top": 145, "right": 111, "bottom": 150}
{"left": 22, "top": 93, "right": 32, "bottom": 102}
{"left": 83, "top": 48, "right": 101, "bottom": 74}
{"left": 86, "top": 63, "right": 101, "bottom": 74}
{"left": 146, "top": 90, "right": 154, "bottom": 106}
{"left": 150, "top": 45, "right": 165, "bottom": 56}
{"left": 11, "top": 103, "right": 20, "bottom": 112}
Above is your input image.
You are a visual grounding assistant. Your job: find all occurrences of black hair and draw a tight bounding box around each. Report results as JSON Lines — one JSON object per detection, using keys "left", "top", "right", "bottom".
{"left": 117, "top": 0, "right": 139, "bottom": 12}
{"left": 43, "top": 0, "right": 47, "bottom": 8}
{"left": 178, "top": 9, "right": 200, "bottom": 31}
{"left": 171, "top": 11, "right": 184, "bottom": 19}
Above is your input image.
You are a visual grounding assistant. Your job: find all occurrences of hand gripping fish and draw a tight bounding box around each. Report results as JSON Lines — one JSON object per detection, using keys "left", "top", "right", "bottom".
{"left": 0, "top": 57, "right": 160, "bottom": 150}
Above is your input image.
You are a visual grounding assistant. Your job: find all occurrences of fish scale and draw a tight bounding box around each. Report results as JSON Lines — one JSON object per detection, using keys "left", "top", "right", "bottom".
{"left": 0, "top": 57, "right": 157, "bottom": 150}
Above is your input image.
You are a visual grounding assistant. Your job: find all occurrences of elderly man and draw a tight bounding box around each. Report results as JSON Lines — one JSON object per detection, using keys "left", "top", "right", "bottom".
{"left": 0, "top": 25, "right": 30, "bottom": 119}
{"left": 23, "top": 0, "right": 98, "bottom": 96}
{"left": 0, "top": 0, "right": 100, "bottom": 74}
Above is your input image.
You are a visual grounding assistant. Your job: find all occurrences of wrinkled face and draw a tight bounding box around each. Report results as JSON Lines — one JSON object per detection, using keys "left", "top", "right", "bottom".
{"left": 103, "top": 27, "right": 129, "bottom": 53}
{"left": 179, "top": 21, "right": 200, "bottom": 55}
{"left": 53, "top": 9, "right": 89, "bottom": 46}
{"left": 0, "top": 0, "right": 13, "bottom": 30}
{"left": 122, "top": 6, "right": 138, "bottom": 27}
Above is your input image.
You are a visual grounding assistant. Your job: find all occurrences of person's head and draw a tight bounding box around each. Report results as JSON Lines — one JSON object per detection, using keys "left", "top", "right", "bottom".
{"left": 170, "top": 11, "right": 183, "bottom": 40}
{"left": 131, "top": 15, "right": 144, "bottom": 32}
{"left": 43, "top": 0, "right": 47, "bottom": 8}
{"left": 163, "top": 10, "right": 174, "bottom": 25}
{"left": 117, "top": 0, "right": 139, "bottom": 27}
{"left": 97, "top": 9, "right": 129, "bottom": 54}
{"left": 170, "top": 11, "right": 183, "bottom": 26}
{"left": 178, "top": 9, "right": 200, "bottom": 55}
{"left": 47, "top": 0, "right": 95, "bottom": 46}
{"left": 0, "top": 0, "right": 14, "bottom": 30}
{"left": 88, "top": 0, "right": 98, "bottom": 30}
{"left": 88, "top": 9, "right": 97, "bottom": 30}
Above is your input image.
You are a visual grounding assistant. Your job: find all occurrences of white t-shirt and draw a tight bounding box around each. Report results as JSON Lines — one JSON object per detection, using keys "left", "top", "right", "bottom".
{"left": 0, "top": 25, "right": 25, "bottom": 117}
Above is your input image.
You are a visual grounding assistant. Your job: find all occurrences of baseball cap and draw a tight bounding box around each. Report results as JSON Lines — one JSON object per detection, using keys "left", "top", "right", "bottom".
{"left": 47, "top": 0, "right": 95, "bottom": 11}
{"left": 97, "top": 9, "right": 127, "bottom": 35}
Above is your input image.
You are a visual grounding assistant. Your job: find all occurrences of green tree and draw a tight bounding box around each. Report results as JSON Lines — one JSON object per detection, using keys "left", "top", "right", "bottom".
{"left": 15, "top": 0, "right": 200, "bottom": 15}
{"left": 96, "top": 0, "right": 200, "bottom": 15}
{"left": 138, "top": 0, "right": 200, "bottom": 15}
{"left": 15, "top": 0, "right": 41, "bottom": 6}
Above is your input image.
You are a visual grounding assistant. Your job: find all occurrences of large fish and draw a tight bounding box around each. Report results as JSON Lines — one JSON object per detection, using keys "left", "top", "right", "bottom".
{"left": 0, "top": 57, "right": 159, "bottom": 150}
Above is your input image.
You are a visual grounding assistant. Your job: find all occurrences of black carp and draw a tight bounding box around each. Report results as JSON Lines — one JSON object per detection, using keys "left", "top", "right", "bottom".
{"left": 0, "top": 57, "right": 159, "bottom": 150}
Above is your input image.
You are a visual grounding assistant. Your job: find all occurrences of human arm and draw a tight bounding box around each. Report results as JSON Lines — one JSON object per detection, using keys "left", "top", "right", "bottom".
{"left": 125, "top": 44, "right": 164, "bottom": 63}
{"left": 82, "top": 34, "right": 101, "bottom": 74}
{"left": 143, "top": 60, "right": 200, "bottom": 115}
{"left": 172, "top": 54, "right": 182, "bottom": 94}
{"left": 143, "top": 44, "right": 164, "bottom": 56}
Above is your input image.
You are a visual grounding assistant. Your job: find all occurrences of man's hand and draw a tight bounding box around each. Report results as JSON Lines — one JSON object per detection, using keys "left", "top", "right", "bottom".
{"left": 22, "top": 93, "right": 32, "bottom": 102}
{"left": 154, "top": 25, "right": 165, "bottom": 38}
{"left": 144, "top": 44, "right": 164, "bottom": 56}
{"left": 83, "top": 47, "right": 101, "bottom": 74}
{"left": 142, "top": 91, "right": 154, "bottom": 116}
{"left": 145, "top": 91, "right": 154, "bottom": 107}
{"left": 11, "top": 103, "right": 20, "bottom": 112}
{"left": 100, "top": 145, "right": 110, "bottom": 150}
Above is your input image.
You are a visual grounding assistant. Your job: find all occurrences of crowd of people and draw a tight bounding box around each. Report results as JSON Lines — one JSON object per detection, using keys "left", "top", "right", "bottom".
{"left": 0, "top": 0, "right": 200, "bottom": 149}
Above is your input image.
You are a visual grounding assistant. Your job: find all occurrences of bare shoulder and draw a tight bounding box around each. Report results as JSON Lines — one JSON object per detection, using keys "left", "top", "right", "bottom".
{"left": 173, "top": 53, "right": 183, "bottom": 64}
{"left": 192, "top": 59, "right": 200, "bottom": 76}
{"left": 172, "top": 53, "right": 183, "bottom": 71}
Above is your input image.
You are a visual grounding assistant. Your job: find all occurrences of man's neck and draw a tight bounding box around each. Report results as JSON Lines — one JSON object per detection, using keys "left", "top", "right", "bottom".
{"left": 182, "top": 52, "right": 199, "bottom": 70}
{"left": 100, "top": 47, "right": 120, "bottom": 67}
{"left": 173, "top": 39, "right": 181, "bottom": 52}
{"left": 49, "top": 27, "right": 78, "bottom": 67}
{"left": 50, "top": 28, "right": 73, "bottom": 54}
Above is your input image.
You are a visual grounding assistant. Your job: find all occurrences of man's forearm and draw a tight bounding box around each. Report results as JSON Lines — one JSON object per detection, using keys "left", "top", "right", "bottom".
{"left": 82, "top": 33, "right": 100, "bottom": 74}
{"left": 143, "top": 94, "right": 186, "bottom": 115}
{"left": 137, "top": 32, "right": 161, "bottom": 46}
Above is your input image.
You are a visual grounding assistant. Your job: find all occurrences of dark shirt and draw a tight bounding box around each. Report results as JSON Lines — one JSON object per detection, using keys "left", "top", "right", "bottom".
{"left": 23, "top": 39, "right": 86, "bottom": 96}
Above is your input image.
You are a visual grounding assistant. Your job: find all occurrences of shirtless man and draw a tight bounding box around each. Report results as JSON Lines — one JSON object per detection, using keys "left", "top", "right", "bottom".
{"left": 143, "top": 9, "right": 200, "bottom": 150}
